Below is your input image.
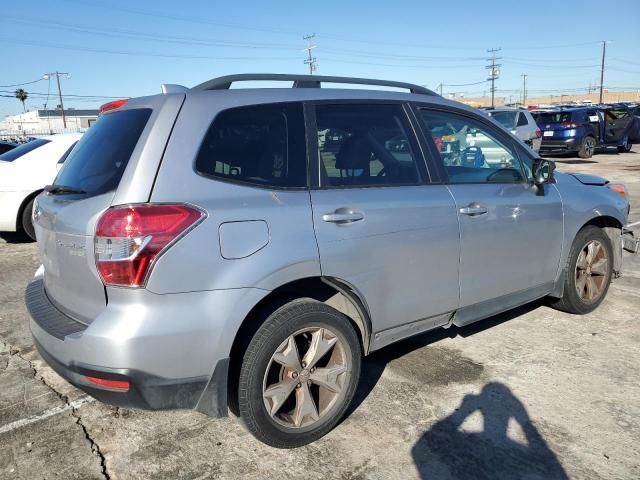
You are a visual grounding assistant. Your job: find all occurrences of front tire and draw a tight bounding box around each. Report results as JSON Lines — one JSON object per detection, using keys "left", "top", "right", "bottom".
{"left": 548, "top": 226, "right": 613, "bottom": 314}
{"left": 238, "top": 298, "right": 362, "bottom": 448}
{"left": 578, "top": 136, "right": 596, "bottom": 159}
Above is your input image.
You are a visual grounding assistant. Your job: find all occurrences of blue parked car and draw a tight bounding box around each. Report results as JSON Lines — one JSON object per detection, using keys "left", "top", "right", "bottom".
{"left": 533, "top": 106, "right": 634, "bottom": 158}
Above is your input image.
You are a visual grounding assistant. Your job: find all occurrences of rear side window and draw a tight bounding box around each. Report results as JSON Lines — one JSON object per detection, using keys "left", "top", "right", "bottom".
{"left": 315, "top": 103, "right": 422, "bottom": 187}
{"left": 0, "top": 138, "right": 50, "bottom": 162}
{"left": 195, "top": 102, "right": 306, "bottom": 188}
{"left": 54, "top": 109, "right": 151, "bottom": 196}
{"left": 517, "top": 113, "right": 528, "bottom": 126}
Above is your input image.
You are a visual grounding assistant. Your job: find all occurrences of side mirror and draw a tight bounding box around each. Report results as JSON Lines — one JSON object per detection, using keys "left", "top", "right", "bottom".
{"left": 532, "top": 158, "right": 555, "bottom": 195}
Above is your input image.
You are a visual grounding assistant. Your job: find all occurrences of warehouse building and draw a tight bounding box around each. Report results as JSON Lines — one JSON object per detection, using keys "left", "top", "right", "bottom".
{"left": 0, "top": 109, "right": 99, "bottom": 135}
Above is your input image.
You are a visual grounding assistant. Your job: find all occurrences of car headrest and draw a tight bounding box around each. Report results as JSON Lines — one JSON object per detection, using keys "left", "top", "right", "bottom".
{"left": 335, "top": 135, "right": 372, "bottom": 171}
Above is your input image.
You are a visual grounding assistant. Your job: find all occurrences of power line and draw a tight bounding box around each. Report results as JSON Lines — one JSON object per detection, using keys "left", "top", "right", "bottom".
{"left": 61, "top": 0, "right": 300, "bottom": 36}
{"left": 0, "top": 37, "right": 299, "bottom": 61}
{"left": 3, "top": 16, "right": 300, "bottom": 51}
{"left": 0, "top": 78, "right": 46, "bottom": 87}
{"left": 0, "top": 90, "right": 122, "bottom": 99}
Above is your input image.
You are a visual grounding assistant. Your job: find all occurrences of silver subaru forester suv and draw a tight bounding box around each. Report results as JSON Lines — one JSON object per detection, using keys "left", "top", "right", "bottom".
{"left": 26, "top": 74, "right": 636, "bottom": 448}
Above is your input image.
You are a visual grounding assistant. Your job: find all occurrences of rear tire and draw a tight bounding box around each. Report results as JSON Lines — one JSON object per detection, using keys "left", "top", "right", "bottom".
{"left": 237, "top": 298, "right": 361, "bottom": 448}
{"left": 617, "top": 141, "right": 632, "bottom": 153}
{"left": 578, "top": 136, "right": 596, "bottom": 159}
{"left": 20, "top": 198, "right": 36, "bottom": 241}
{"left": 548, "top": 226, "right": 613, "bottom": 314}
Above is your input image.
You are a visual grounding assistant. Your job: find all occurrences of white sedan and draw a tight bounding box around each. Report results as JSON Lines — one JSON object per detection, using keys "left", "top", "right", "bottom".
{"left": 0, "top": 133, "right": 82, "bottom": 240}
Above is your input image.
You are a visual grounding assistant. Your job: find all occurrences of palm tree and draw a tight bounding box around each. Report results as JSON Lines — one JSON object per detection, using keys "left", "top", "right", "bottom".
{"left": 15, "top": 89, "right": 28, "bottom": 112}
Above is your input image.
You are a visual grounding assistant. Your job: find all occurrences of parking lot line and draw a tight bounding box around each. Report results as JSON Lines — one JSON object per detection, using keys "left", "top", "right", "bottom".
{"left": 0, "top": 396, "right": 93, "bottom": 435}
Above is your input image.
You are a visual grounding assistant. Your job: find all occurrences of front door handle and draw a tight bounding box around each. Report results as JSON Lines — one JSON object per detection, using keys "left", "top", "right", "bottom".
{"left": 459, "top": 203, "right": 488, "bottom": 216}
{"left": 322, "top": 209, "right": 365, "bottom": 224}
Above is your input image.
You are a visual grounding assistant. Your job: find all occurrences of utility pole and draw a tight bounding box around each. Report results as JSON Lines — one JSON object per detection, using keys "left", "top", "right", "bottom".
{"left": 437, "top": 83, "right": 443, "bottom": 96}
{"left": 520, "top": 73, "right": 527, "bottom": 107}
{"left": 598, "top": 41, "right": 606, "bottom": 104}
{"left": 303, "top": 34, "right": 317, "bottom": 75}
{"left": 486, "top": 48, "right": 501, "bottom": 108}
{"left": 44, "top": 72, "right": 70, "bottom": 128}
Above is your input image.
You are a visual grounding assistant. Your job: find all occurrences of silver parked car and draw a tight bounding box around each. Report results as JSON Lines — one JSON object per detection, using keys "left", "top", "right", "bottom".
{"left": 486, "top": 107, "right": 542, "bottom": 152}
{"left": 26, "top": 74, "right": 636, "bottom": 448}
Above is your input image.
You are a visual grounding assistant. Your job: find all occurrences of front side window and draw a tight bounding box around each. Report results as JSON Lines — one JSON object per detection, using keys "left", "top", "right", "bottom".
{"left": 420, "top": 109, "right": 527, "bottom": 184}
{"left": 315, "top": 103, "right": 422, "bottom": 187}
{"left": 195, "top": 102, "right": 306, "bottom": 188}
{"left": 605, "top": 108, "right": 629, "bottom": 121}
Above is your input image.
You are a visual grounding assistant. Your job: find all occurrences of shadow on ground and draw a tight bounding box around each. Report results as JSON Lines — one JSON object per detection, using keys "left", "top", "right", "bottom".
{"left": 412, "top": 382, "right": 568, "bottom": 479}
{"left": 347, "top": 300, "right": 543, "bottom": 416}
{"left": 345, "top": 301, "right": 569, "bottom": 479}
{"left": 0, "top": 232, "right": 33, "bottom": 244}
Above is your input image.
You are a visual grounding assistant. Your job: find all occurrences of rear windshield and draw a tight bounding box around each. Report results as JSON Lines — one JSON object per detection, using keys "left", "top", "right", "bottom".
{"left": 488, "top": 111, "right": 517, "bottom": 129}
{"left": 0, "top": 138, "right": 50, "bottom": 162}
{"left": 535, "top": 112, "right": 574, "bottom": 124}
{"left": 54, "top": 109, "right": 151, "bottom": 196}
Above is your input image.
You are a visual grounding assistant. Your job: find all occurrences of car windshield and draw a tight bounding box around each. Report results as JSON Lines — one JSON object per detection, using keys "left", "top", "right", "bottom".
{"left": 489, "top": 111, "right": 517, "bottom": 129}
{"left": 0, "top": 138, "right": 50, "bottom": 162}
{"left": 535, "top": 112, "right": 574, "bottom": 124}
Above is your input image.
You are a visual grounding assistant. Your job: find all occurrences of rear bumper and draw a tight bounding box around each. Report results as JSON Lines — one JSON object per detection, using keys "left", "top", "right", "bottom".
{"left": 25, "top": 273, "right": 268, "bottom": 417}
{"left": 33, "top": 334, "right": 229, "bottom": 415}
{"left": 539, "top": 137, "right": 579, "bottom": 154}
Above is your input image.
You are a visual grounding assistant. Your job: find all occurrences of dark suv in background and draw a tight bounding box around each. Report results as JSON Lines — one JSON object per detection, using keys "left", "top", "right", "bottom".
{"left": 534, "top": 106, "right": 634, "bottom": 158}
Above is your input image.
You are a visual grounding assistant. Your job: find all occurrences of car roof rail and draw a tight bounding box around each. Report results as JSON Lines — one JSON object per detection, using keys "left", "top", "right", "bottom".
{"left": 192, "top": 73, "right": 438, "bottom": 96}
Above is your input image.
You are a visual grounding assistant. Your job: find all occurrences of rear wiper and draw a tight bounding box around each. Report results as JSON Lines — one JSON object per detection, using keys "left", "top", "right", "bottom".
{"left": 44, "top": 184, "right": 86, "bottom": 195}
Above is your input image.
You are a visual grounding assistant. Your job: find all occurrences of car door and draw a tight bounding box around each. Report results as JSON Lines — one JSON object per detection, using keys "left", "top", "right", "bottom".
{"left": 604, "top": 107, "right": 632, "bottom": 144}
{"left": 417, "top": 106, "right": 564, "bottom": 324}
{"left": 308, "top": 102, "right": 460, "bottom": 344}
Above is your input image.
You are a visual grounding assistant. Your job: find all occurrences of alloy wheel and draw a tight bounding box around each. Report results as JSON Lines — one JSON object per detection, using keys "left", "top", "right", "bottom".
{"left": 584, "top": 137, "right": 596, "bottom": 157}
{"left": 262, "top": 327, "right": 351, "bottom": 429}
{"left": 575, "top": 240, "right": 609, "bottom": 302}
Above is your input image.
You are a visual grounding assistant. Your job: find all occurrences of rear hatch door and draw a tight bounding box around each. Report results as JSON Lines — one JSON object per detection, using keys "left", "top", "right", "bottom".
{"left": 34, "top": 96, "right": 183, "bottom": 323}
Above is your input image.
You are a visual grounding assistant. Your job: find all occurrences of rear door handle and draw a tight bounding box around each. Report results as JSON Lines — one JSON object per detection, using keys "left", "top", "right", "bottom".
{"left": 459, "top": 203, "right": 488, "bottom": 216}
{"left": 322, "top": 209, "right": 364, "bottom": 224}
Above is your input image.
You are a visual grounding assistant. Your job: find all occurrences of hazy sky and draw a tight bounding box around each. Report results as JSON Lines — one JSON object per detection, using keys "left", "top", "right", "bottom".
{"left": 1, "top": 0, "right": 638, "bottom": 117}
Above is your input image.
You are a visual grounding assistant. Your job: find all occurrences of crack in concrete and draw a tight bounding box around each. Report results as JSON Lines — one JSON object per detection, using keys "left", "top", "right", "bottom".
{"left": 4, "top": 340, "right": 111, "bottom": 480}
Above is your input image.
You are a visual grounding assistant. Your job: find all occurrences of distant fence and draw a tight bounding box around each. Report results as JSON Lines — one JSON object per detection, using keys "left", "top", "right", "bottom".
{"left": 0, "top": 128, "right": 87, "bottom": 143}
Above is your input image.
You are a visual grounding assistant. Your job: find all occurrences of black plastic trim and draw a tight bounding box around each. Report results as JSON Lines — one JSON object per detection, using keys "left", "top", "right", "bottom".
{"left": 25, "top": 279, "right": 87, "bottom": 340}
{"left": 33, "top": 337, "right": 229, "bottom": 417}
{"left": 192, "top": 73, "right": 437, "bottom": 96}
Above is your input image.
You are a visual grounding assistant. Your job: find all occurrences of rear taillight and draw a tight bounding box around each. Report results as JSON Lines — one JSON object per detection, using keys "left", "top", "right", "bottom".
{"left": 94, "top": 204, "right": 205, "bottom": 287}
{"left": 99, "top": 98, "right": 128, "bottom": 113}
{"left": 559, "top": 122, "right": 578, "bottom": 128}
{"left": 535, "top": 128, "right": 542, "bottom": 138}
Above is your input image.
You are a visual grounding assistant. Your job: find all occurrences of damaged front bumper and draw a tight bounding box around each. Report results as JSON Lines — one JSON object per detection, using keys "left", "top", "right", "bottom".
{"left": 622, "top": 221, "right": 640, "bottom": 254}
